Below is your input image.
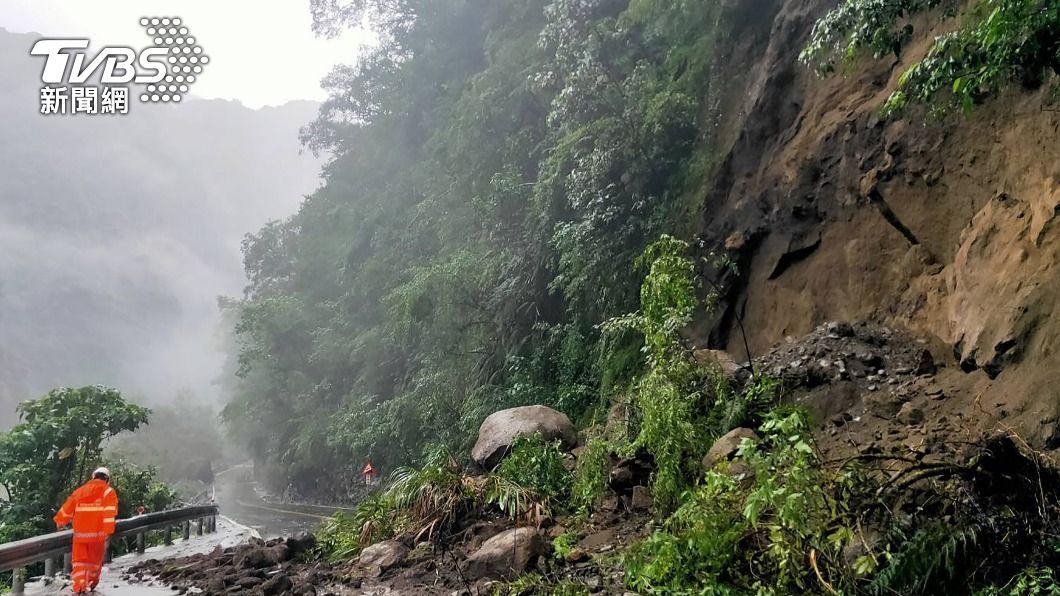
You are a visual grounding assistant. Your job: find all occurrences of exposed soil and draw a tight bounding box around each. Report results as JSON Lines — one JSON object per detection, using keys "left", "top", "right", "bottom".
{"left": 696, "top": 0, "right": 1060, "bottom": 454}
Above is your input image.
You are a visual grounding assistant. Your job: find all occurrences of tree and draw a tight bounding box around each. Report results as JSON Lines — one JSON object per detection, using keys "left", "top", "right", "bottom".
{"left": 0, "top": 386, "right": 150, "bottom": 541}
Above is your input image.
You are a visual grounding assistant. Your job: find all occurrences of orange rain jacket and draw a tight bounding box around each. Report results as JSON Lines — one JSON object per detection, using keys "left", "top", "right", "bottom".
{"left": 54, "top": 478, "right": 119, "bottom": 542}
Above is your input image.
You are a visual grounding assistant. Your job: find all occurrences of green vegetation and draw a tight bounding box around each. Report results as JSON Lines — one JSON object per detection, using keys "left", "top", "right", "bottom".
{"left": 224, "top": 0, "right": 739, "bottom": 495}
{"left": 496, "top": 435, "right": 573, "bottom": 504}
{"left": 978, "top": 567, "right": 1060, "bottom": 595}
{"left": 802, "top": 0, "right": 1060, "bottom": 114}
{"left": 300, "top": 232, "right": 1060, "bottom": 594}
{"left": 316, "top": 445, "right": 555, "bottom": 560}
{"left": 0, "top": 386, "right": 177, "bottom": 543}
{"left": 0, "top": 386, "right": 177, "bottom": 555}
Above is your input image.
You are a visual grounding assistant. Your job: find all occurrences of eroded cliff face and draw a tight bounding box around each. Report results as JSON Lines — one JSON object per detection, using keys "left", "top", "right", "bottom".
{"left": 701, "top": 0, "right": 1060, "bottom": 448}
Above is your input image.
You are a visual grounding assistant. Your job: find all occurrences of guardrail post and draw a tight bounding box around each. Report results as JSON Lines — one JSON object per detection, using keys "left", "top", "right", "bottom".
{"left": 164, "top": 525, "right": 173, "bottom": 545}
{"left": 44, "top": 556, "right": 55, "bottom": 578}
{"left": 11, "top": 567, "right": 24, "bottom": 595}
{"left": 182, "top": 520, "right": 190, "bottom": 540}
{"left": 136, "top": 531, "right": 146, "bottom": 554}
{"left": 196, "top": 518, "right": 204, "bottom": 536}
{"left": 209, "top": 516, "right": 217, "bottom": 533}
{"left": 64, "top": 551, "right": 72, "bottom": 575}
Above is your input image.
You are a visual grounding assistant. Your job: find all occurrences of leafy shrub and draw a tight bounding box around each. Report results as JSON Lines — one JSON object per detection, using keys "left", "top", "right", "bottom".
{"left": 802, "top": 0, "right": 1060, "bottom": 114}
{"left": 624, "top": 408, "right": 865, "bottom": 594}
{"left": 496, "top": 435, "right": 572, "bottom": 504}
{"left": 552, "top": 532, "right": 577, "bottom": 560}
{"left": 977, "top": 567, "right": 1060, "bottom": 595}
{"left": 602, "top": 236, "right": 777, "bottom": 510}
{"left": 316, "top": 493, "right": 401, "bottom": 562}
{"left": 570, "top": 436, "right": 615, "bottom": 511}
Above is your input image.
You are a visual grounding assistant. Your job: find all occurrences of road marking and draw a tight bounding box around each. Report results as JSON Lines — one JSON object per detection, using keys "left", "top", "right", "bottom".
{"left": 234, "top": 501, "right": 331, "bottom": 520}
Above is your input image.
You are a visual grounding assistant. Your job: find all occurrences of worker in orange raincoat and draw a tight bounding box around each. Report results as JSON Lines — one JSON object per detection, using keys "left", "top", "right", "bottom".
{"left": 54, "top": 467, "right": 118, "bottom": 594}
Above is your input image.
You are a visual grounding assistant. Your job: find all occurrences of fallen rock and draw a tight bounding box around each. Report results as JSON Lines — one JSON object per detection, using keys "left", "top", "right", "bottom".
{"left": 608, "top": 455, "right": 653, "bottom": 492}
{"left": 285, "top": 532, "right": 317, "bottom": 558}
{"left": 631, "top": 485, "right": 651, "bottom": 510}
{"left": 359, "top": 540, "right": 409, "bottom": 576}
{"left": 236, "top": 544, "right": 290, "bottom": 569}
{"left": 703, "top": 428, "right": 758, "bottom": 471}
{"left": 864, "top": 391, "right": 906, "bottom": 418}
{"left": 234, "top": 576, "right": 264, "bottom": 589}
{"left": 916, "top": 349, "right": 937, "bottom": 374}
{"left": 826, "top": 321, "right": 855, "bottom": 338}
{"left": 471, "top": 405, "right": 577, "bottom": 469}
{"left": 897, "top": 402, "right": 925, "bottom": 425}
{"left": 464, "top": 527, "right": 545, "bottom": 580}
{"left": 261, "top": 573, "right": 292, "bottom": 595}
{"left": 693, "top": 349, "right": 744, "bottom": 379}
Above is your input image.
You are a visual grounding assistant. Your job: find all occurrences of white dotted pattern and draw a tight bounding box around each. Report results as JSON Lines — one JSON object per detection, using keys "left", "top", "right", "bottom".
{"left": 139, "top": 17, "right": 208, "bottom": 103}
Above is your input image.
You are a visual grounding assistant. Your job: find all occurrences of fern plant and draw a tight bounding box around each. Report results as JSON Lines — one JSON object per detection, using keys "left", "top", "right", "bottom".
{"left": 869, "top": 522, "right": 979, "bottom": 595}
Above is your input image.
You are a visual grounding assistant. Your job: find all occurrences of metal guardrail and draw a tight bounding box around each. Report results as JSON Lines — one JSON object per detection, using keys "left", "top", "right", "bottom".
{"left": 0, "top": 504, "right": 219, "bottom": 594}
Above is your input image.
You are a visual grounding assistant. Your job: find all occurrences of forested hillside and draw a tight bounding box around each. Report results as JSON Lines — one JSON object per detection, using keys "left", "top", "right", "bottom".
{"left": 0, "top": 28, "right": 321, "bottom": 422}
{"left": 224, "top": 0, "right": 1060, "bottom": 503}
{"left": 224, "top": 0, "right": 761, "bottom": 494}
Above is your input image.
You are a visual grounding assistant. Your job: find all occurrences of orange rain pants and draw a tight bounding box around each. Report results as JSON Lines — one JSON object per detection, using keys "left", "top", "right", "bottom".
{"left": 54, "top": 479, "right": 119, "bottom": 593}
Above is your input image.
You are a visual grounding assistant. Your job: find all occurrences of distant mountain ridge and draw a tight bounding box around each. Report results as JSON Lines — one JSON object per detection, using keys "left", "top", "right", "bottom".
{"left": 0, "top": 27, "right": 323, "bottom": 421}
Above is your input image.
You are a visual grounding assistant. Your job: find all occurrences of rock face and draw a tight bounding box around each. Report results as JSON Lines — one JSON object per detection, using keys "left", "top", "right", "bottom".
{"left": 471, "top": 405, "right": 577, "bottom": 469}
{"left": 703, "top": 427, "right": 758, "bottom": 471}
{"left": 696, "top": 0, "right": 1060, "bottom": 450}
{"left": 359, "top": 540, "right": 410, "bottom": 576}
{"left": 464, "top": 527, "right": 545, "bottom": 580}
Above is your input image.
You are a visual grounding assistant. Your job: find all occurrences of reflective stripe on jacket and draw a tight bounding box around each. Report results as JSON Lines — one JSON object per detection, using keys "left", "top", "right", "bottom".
{"left": 54, "top": 478, "right": 119, "bottom": 541}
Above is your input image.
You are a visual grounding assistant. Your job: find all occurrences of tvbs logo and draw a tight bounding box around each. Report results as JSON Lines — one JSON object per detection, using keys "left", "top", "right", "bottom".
{"left": 31, "top": 17, "right": 209, "bottom": 115}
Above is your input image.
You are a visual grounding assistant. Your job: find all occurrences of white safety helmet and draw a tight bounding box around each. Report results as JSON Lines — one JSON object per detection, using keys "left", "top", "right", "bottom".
{"left": 93, "top": 467, "right": 111, "bottom": 480}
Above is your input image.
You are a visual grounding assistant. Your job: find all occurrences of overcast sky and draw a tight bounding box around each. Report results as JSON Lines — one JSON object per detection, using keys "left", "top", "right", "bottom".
{"left": 0, "top": 0, "right": 372, "bottom": 108}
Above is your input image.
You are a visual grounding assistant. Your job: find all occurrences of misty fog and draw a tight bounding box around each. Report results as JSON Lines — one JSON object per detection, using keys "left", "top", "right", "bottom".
{"left": 0, "top": 28, "right": 322, "bottom": 422}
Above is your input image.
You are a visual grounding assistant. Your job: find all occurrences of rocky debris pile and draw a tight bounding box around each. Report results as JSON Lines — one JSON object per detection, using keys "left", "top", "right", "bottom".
{"left": 124, "top": 533, "right": 340, "bottom": 596}
{"left": 757, "top": 320, "right": 936, "bottom": 391}
{"left": 753, "top": 320, "right": 982, "bottom": 459}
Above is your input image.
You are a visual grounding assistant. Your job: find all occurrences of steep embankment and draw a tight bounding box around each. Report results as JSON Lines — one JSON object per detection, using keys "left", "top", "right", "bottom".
{"left": 698, "top": 0, "right": 1060, "bottom": 450}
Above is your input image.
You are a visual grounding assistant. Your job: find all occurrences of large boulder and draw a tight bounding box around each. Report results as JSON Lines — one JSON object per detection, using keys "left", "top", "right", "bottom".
{"left": 702, "top": 427, "right": 758, "bottom": 471}
{"left": 358, "top": 540, "right": 409, "bottom": 576}
{"left": 471, "top": 405, "right": 577, "bottom": 469}
{"left": 236, "top": 543, "right": 291, "bottom": 568}
{"left": 464, "top": 527, "right": 545, "bottom": 580}
{"left": 693, "top": 349, "right": 745, "bottom": 379}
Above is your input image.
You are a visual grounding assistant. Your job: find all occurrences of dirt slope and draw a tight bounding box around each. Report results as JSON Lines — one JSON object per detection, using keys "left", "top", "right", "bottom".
{"left": 699, "top": 0, "right": 1060, "bottom": 450}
